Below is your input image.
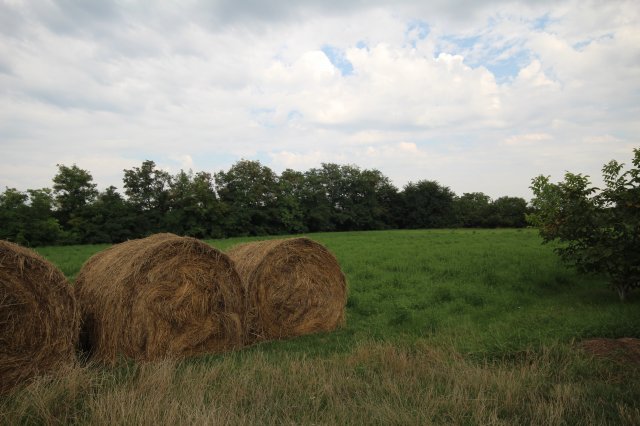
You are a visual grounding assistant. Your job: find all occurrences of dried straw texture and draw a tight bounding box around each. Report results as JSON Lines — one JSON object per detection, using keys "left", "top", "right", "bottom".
{"left": 228, "top": 238, "right": 347, "bottom": 343}
{"left": 75, "top": 233, "right": 244, "bottom": 364}
{"left": 0, "top": 240, "right": 79, "bottom": 394}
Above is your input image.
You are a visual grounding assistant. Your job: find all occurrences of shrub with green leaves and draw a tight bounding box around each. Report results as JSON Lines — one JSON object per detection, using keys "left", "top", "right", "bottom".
{"left": 529, "top": 148, "right": 640, "bottom": 302}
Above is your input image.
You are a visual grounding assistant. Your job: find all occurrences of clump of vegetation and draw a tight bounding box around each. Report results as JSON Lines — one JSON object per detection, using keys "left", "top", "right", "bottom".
{"left": 529, "top": 148, "right": 640, "bottom": 301}
{"left": 1, "top": 160, "right": 530, "bottom": 247}
{"left": 2, "top": 340, "right": 639, "bottom": 425}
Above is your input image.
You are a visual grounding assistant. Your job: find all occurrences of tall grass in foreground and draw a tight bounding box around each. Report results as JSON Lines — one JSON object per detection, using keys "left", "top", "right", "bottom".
{"left": 1, "top": 340, "right": 638, "bottom": 425}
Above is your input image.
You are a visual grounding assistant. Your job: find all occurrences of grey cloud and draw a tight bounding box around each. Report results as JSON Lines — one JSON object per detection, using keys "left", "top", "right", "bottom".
{"left": 25, "top": 88, "right": 128, "bottom": 114}
{"left": 28, "top": 0, "right": 122, "bottom": 36}
{"left": 0, "top": 0, "right": 636, "bottom": 198}
{"left": 196, "top": 0, "right": 559, "bottom": 27}
{"left": 0, "top": 2, "right": 27, "bottom": 37}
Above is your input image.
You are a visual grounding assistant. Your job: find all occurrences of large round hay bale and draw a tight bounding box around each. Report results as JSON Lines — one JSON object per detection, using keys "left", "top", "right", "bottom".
{"left": 227, "top": 237, "right": 347, "bottom": 343}
{"left": 75, "top": 233, "right": 244, "bottom": 364}
{"left": 0, "top": 240, "right": 79, "bottom": 394}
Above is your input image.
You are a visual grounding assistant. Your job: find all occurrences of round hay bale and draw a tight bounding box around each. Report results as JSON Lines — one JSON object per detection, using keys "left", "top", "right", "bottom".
{"left": 227, "top": 237, "right": 347, "bottom": 343}
{"left": 75, "top": 233, "right": 244, "bottom": 364}
{"left": 0, "top": 240, "right": 79, "bottom": 394}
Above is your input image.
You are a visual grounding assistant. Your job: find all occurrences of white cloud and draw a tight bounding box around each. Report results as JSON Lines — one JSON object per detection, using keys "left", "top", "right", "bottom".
{"left": 504, "top": 133, "right": 553, "bottom": 146}
{"left": 0, "top": 0, "right": 638, "bottom": 199}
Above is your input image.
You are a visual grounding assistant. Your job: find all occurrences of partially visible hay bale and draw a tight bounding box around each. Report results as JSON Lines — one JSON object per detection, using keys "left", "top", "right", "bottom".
{"left": 0, "top": 240, "right": 79, "bottom": 394}
{"left": 75, "top": 233, "right": 244, "bottom": 364}
{"left": 227, "top": 237, "right": 347, "bottom": 343}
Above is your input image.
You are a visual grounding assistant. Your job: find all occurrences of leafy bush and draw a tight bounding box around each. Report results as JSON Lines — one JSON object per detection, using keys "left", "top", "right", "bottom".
{"left": 529, "top": 148, "right": 640, "bottom": 301}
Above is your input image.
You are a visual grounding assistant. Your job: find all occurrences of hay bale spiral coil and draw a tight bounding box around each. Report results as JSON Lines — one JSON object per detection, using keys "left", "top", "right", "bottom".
{"left": 227, "top": 237, "right": 347, "bottom": 343}
{"left": 75, "top": 233, "right": 244, "bottom": 363}
{"left": 0, "top": 240, "right": 79, "bottom": 394}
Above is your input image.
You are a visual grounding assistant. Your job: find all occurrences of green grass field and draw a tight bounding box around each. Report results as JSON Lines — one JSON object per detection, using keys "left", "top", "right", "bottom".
{"left": 3, "top": 229, "right": 640, "bottom": 424}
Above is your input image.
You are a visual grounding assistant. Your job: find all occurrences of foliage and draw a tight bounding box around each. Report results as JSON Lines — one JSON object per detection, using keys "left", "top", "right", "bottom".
{"left": 454, "top": 193, "right": 528, "bottom": 228}
{"left": 52, "top": 164, "right": 99, "bottom": 243}
{"left": 454, "top": 192, "right": 494, "bottom": 227}
{"left": 0, "top": 188, "right": 28, "bottom": 242}
{"left": 166, "top": 171, "right": 223, "bottom": 238}
{"left": 123, "top": 160, "right": 172, "bottom": 235}
{"left": 529, "top": 148, "right": 640, "bottom": 301}
{"left": 86, "top": 186, "right": 137, "bottom": 243}
{"left": 0, "top": 188, "right": 62, "bottom": 246}
{"left": 215, "top": 160, "right": 280, "bottom": 236}
{"left": 400, "top": 180, "right": 456, "bottom": 228}
{"left": 277, "top": 169, "right": 307, "bottom": 234}
{"left": 1, "top": 159, "right": 530, "bottom": 246}
{"left": 492, "top": 196, "right": 528, "bottom": 228}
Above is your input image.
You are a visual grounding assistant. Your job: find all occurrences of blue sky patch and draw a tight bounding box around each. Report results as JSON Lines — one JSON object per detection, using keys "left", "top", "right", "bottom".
{"left": 321, "top": 45, "right": 354, "bottom": 76}
{"left": 406, "top": 20, "right": 430, "bottom": 47}
{"left": 479, "top": 48, "right": 531, "bottom": 83}
{"left": 484, "top": 57, "right": 524, "bottom": 83}
{"left": 533, "top": 14, "right": 551, "bottom": 30}
{"left": 250, "top": 107, "right": 277, "bottom": 128}
{"left": 573, "top": 33, "right": 614, "bottom": 51}
{"left": 437, "top": 32, "right": 530, "bottom": 83}
{"left": 442, "top": 34, "right": 481, "bottom": 51}
{"left": 287, "top": 110, "right": 303, "bottom": 121}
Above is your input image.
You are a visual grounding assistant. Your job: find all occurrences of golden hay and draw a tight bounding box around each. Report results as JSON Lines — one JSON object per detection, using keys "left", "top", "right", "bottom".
{"left": 75, "top": 233, "right": 244, "bottom": 364}
{"left": 227, "top": 237, "right": 347, "bottom": 343}
{"left": 0, "top": 240, "right": 79, "bottom": 394}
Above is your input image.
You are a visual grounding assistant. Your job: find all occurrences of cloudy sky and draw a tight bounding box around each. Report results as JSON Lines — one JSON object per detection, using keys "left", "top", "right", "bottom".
{"left": 1, "top": 0, "right": 638, "bottom": 198}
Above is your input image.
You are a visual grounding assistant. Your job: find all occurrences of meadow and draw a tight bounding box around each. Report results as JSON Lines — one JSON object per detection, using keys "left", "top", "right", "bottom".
{"left": 2, "top": 229, "right": 639, "bottom": 424}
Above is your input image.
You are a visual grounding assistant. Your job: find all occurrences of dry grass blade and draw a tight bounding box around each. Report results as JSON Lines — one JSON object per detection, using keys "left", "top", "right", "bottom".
{"left": 75, "top": 233, "right": 245, "bottom": 364}
{"left": 0, "top": 240, "right": 79, "bottom": 394}
{"left": 228, "top": 237, "right": 347, "bottom": 343}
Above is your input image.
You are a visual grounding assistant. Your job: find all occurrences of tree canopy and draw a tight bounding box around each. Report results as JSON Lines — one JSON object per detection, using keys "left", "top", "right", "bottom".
{"left": 1, "top": 160, "right": 529, "bottom": 246}
{"left": 529, "top": 148, "right": 640, "bottom": 301}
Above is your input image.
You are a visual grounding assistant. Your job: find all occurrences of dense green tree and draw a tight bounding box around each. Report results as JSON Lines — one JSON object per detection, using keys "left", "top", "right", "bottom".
{"left": 1, "top": 157, "right": 532, "bottom": 246}
{"left": 0, "top": 187, "right": 63, "bottom": 246}
{"left": 277, "top": 169, "right": 307, "bottom": 233}
{"left": 123, "top": 160, "right": 171, "bottom": 234}
{"left": 23, "top": 188, "right": 63, "bottom": 246}
{"left": 85, "top": 186, "right": 137, "bottom": 243}
{"left": 166, "top": 170, "right": 223, "bottom": 238}
{"left": 0, "top": 188, "right": 28, "bottom": 243}
{"left": 345, "top": 168, "right": 399, "bottom": 230}
{"left": 454, "top": 192, "right": 494, "bottom": 227}
{"left": 400, "top": 180, "right": 456, "bottom": 229}
{"left": 52, "top": 164, "right": 98, "bottom": 242}
{"left": 300, "top": 166, "right": 334, "bottom": 232}
{"left": 318, "top": 163, "right": 356, "bottom": 230}
{"left": 215, "top": 160, "right": 280, "bottom": 236}
{"left": 492, "top": 196, "right": 528, "bottom": 228}
{"left": 299, "top": 164, "right": 398, "bottom": 232}
{"left": 529, "top": 148, "right": 640, "bottom": 301}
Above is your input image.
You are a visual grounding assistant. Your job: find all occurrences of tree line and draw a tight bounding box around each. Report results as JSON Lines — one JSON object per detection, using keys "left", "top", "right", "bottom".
{"left": 0, "top": 160, "right": 529, "bottom": 246}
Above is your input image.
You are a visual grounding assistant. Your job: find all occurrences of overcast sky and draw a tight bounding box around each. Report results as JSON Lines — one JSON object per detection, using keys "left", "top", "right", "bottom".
{"left": 1, "top": 0, "right": 638, "bottom": 198}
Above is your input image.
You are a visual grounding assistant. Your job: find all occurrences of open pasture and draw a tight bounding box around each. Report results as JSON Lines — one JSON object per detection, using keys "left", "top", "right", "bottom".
{"left": 3, "top": 229, "right": 638, "bottom": 424}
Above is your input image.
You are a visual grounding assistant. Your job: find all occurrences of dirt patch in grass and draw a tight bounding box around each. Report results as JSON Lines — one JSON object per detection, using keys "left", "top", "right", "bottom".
{"left": 579, "top": 338, "right": 640, "bottom": 365}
